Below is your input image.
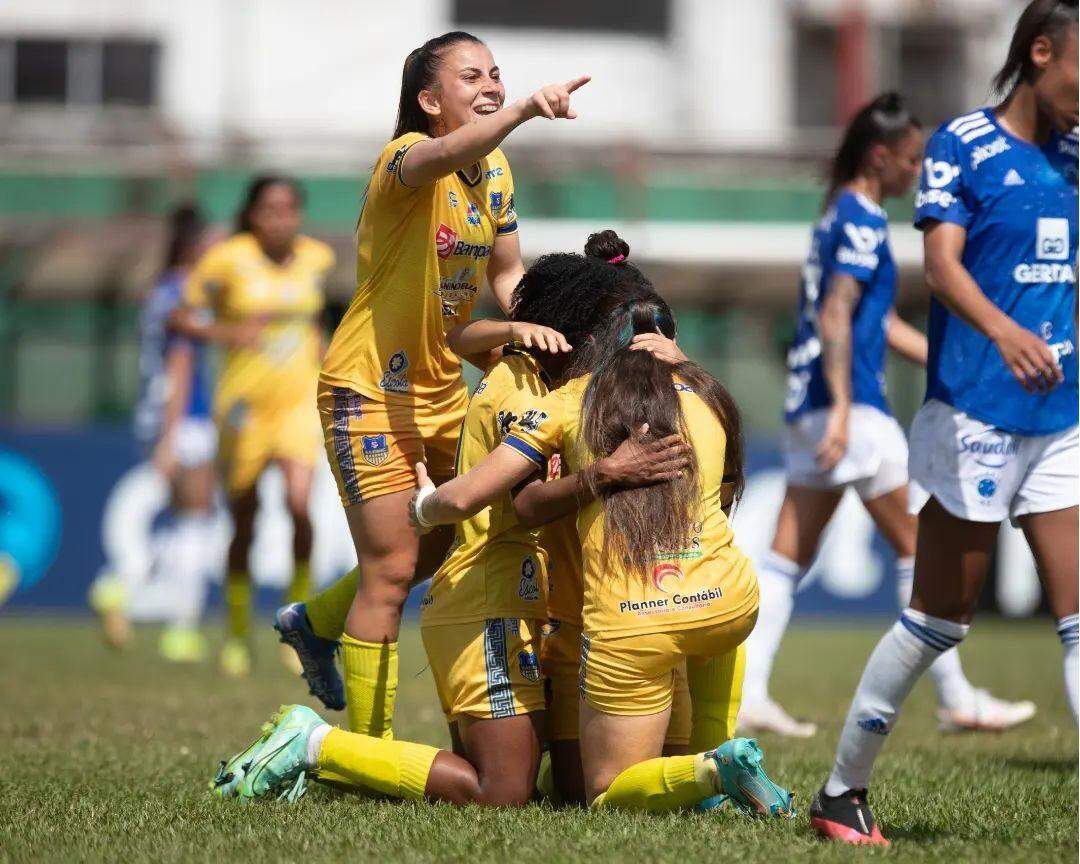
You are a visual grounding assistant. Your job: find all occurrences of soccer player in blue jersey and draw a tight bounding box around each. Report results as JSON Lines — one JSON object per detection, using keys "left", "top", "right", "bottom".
{"left": 742, "top": 93, "right": 1033, "bottom": 738}
{"left": 90, "top": 205, "right": 219, "bottom": 662}
{"left": 812, "top": 0, "right": 1079, "bottom": 845}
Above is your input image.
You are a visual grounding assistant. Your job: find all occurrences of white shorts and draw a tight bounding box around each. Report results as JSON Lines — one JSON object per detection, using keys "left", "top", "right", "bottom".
{"left": 175, "top": 417, "right": 218, "bottom": 468}
{"left": 783, "top": 404, "right": 909, "bottom": 501}
{"left": 908, "top": 399, "right": 1079, "bottom": 525}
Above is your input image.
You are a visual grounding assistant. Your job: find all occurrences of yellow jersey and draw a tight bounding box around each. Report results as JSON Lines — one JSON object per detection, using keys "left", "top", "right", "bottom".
{"left": 420, "top": 350, "right": 549, "bottom": 626}
{"left": 504, "top": 376, "right": 758, "bottom": 640}
{"left": 184, "top": 232, "right": 333, "bottom": 414}
{"left": 538, "top": 453, "right": 586, "bottom": 627}
{"left": 320, "top": 132, "right": 518, "bottom": 406}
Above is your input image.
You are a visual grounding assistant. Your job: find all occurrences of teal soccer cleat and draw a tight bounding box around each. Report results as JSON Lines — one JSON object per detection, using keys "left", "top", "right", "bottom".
{"left": 209, "top": 722, "right": 278, "bottom": 800}
{"left": 235, "top": 704, "right": 327, "bottom": 802}
{"left": 707, "top": 738, "right": 795, "bottom": 818}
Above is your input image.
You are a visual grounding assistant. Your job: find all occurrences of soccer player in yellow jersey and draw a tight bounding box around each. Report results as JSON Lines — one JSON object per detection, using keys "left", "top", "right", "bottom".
{"left": 174, "top": 176, "right": 334, "bottom": 676}
{"left": 210, "top": 246, "right": 688, "bottom": 807}
{"left": 275, "top": 31, "right": 592, "bottom": 736}
{"left": 409, "top": 290, "right": 795, "bottom": 815}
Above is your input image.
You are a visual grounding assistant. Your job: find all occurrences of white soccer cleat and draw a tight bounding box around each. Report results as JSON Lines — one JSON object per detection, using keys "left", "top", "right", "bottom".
{"left": 937, "top": 689, "right": 1037, "bottom": 733}
{"left": 738, "top": 698, "right": 818, "bottom": 738}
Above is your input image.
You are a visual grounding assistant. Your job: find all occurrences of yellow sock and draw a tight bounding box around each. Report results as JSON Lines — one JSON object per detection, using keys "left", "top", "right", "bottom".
{"left": 285, "top": 560, "right": 311, "bottom": 606}
{"left": 535, "top": 751, "right": 558, "bottom": 803}
{"left": 687, "top": 644, "right": 746, "bottom": 752}
{"left": 592, "top": 754, "right": 714, "bottom": 811}
{"left": 341, "top": 634, "right": 398, "bottom": 738}
{"left": 306, "top": 567, "right": 359, "bottom": 640}
{"left": 225, "top": 571, "right": 251, "bottom": 641}
{"left": 317, "top": 728, "right": 436, "bottom": 800}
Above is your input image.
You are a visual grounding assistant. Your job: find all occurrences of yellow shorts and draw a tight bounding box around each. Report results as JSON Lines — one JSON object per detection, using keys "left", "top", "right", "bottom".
{"left": 421, "top": 618, "right": 546, "bottom": 722}
{"left": 318, "top": 383, "right": 466, "bottom": 506}
{"left": 579, "top": 608, "right": 757, "bottom": 717}
{"left": 541, "top": 619, "right": 690, "bottom": 745}
{"left": 216, "top": 398, "right": 322, "bottom": 495}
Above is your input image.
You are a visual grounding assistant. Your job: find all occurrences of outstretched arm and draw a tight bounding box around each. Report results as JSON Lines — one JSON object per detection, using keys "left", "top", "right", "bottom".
{"left": 512, "top": 430, "right": 691, "bottom": 528}
{"left": 399, "top": 77, "right": 590, "bottom": 188}
{"left": 410, "top": 446, "right": 538, "bottom": 530}
{"left": 445, "top": 318, "right": 570, "bottom": 358}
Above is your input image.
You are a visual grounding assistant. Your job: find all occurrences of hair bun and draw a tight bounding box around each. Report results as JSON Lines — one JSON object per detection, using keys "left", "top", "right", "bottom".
{"left": 584, "top": 229, "right": 630, "bottom": 263}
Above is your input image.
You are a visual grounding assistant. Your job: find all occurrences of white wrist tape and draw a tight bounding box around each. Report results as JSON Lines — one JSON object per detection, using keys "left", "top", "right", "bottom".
{"left": 413, "top": 485, "right": 438, "bottom": 529}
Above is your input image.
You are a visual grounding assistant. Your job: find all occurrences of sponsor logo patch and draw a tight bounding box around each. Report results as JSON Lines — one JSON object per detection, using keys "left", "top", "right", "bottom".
{"left": 976, "top": 476, "right": 998, "bottom": 500}
{"left": 448, "top": 190, "right": 459, "bottom": 208}
{"left": 858, "top": 717, "right": 889, "bottom": 735}
{"left": 1037, "top": 217, "right": 1070, "bottom": 260}
{"left": 518, "top": 409, "right": 548, "bottom": 433}
{"left": 466, "top": 202, "right": 482, "bottom": 227}
{"left": 960, "top": 433, "right": 1018, "bottom": 469}
{"left": 497, "top": 410, "right": 519, "bottom": 437}
{"left": 379, "top": 351, "right": 409, "bottom": 394}
{"left": 484, "top": 166, "right": 504, "bottom": 179}
{"left": 360, "top": 434, "right": 389, "bottom": 466}
{"left": 518, "top": 557, "right": 540, "bottom": 602}
{"left": 970, "top": 135, "right": 1009, "bottom": 170}
{"left": 651, "top": 563, "right": 685, "bottom": 594}
{"left": 435, "top": 224, "right": 458, "bottom": 260}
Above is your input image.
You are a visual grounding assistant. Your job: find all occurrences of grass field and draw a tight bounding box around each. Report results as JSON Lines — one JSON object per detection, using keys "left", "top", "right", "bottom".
{"left": 1, "top": 616, "right": 1075, "bottom": 863}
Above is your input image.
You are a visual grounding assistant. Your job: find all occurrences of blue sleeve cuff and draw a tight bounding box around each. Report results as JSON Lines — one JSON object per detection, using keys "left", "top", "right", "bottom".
{"left": 502, "top": 435, "right": 546, "bottom": 469}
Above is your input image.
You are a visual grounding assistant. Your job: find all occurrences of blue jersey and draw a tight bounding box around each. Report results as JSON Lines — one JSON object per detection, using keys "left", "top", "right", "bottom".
{"left": 785, "top": 189, "right": 897, "bottom": 422}
{"left": 914, "top": 108, "right": 1078, "bottom": 435}
{"left": 134, "top": 270, "right": 211, "bottom": 444}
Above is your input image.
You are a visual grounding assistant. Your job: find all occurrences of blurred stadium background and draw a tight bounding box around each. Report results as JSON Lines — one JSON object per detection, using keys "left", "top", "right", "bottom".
{"left": 0, "top": 0, "right": 1045, "bottom": 617}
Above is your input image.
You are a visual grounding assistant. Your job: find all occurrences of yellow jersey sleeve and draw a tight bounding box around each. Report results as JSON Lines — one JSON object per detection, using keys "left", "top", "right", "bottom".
{"left": 370, "top": 132, "right": 429, "bottom": 199}
{"left": 183, "top": 242, "right": 233, "bottom": 312}
{"left": 487, "top": 149, "right": 518, "bottom": 236}
{"left": 501, "top": 386, "right": 568, "bottom": 471}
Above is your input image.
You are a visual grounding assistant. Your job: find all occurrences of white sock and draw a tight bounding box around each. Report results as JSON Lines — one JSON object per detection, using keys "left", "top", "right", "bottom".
{"left": 170, "top": 513, "right": 214, "bottom": 629}
{"left": 825, "top": 608, "right": 969, "bottom": 796}
{"left": 742, "top": 550, "right": 806, "bottom": 706}
{"left": 895, "top": 557, "right": 976, "bottom": 713}
{"left": 1057, "top": 614, "right": 1078, "bottom": 720}
{"left": 307, "top": 723, "right": 332, "bottom": 768}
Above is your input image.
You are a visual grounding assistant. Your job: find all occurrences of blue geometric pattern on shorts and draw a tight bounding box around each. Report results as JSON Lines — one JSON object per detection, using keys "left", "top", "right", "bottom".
{"left": 483, "top": 618, "right": 515, "bottom": 719}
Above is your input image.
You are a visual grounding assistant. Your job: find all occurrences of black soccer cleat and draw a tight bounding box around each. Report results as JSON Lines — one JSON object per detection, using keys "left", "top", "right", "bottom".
{"left": 809, "top": 786, "right": 889, "bottom": 846}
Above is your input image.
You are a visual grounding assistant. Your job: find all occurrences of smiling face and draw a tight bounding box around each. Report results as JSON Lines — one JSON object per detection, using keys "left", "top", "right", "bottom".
{"left": 1031, "top": 24, "right": 1079, "bottom": 132}
{"left": 418, "top": 41, "right": 505, "bottom": 136}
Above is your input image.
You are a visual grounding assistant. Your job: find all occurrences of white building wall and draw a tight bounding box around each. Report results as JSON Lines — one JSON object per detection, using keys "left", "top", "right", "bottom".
{"left": 0, "top": 0, "right": 1026, "bottom": 158}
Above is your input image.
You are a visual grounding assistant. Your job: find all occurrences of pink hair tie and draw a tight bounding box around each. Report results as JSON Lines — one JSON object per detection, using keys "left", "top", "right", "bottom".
{"left": 607, "top": 254, "right": 626, "bottom": 264}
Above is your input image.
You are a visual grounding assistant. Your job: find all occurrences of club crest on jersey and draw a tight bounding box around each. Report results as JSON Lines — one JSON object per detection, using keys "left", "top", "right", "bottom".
{"left": 361, "top": 434, "right": 389, "bottom": 466}
{"left": 518, "top": 649, "right": 541, "bottom": 682}
{"left": 435, "top": 224, "right": 458, "bottom": 260}
{"left": 466, "top": 202, "right": 482, "bottom": 227}
{"left": 379, "top": 351, "right": 409, "bottom": 394}
{"left": 519, "top": 556, "right": 540, "bottom": 602}
{"left": 489, "top": 191, "right": 503, "bottom": 213}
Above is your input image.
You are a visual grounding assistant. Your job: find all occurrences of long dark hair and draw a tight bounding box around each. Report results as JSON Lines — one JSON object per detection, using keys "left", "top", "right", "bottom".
{"left": 234, "top": 174, "right": 304, "bottom": 234}
{"left": 993, "top": 0, "right": 1078, "bottom": 95}
{"left": 161, "top": 203, "right": 205, "bottom": 274}
{"left": 579, "top": 293, "right": 745, "bottom": 579}
{"left": 824, "top": 91, "right": 921, "bottom": 209}
{"left": 394, "top": 31, "right": 485, "bottom": 139}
